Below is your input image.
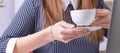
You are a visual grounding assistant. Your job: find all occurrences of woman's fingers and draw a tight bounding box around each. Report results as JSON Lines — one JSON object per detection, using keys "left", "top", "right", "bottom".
{"left": 97, "top": 22, "right": 110, "bottom": 28}
{"left": 58, "top": 21, "right": 75, "bottom": 28}
{"left": 60, "top": 28, "right": 89, "bottom": 42}
{"left": 61, "top": 28, "right": 88, "bottom": 36}
{"left": 93, "top": 15, "right": 110, "bottom": 28}
{"left": 93, "top": 18, "right": 107, "bottom": 25}
{"left": 92, "top": 9, "right": 111, "bottom": 29}
{"left": 62, "top": 32, "right": 91, "bottom": 43}
{"left": 96, "top": 9, "right": 110, "bottom": 17}
{"left": 51, "top": 21, "right": 74, "bottom": 41}
{"left": 52, "top": 21, "right": 91, "bottom": 43}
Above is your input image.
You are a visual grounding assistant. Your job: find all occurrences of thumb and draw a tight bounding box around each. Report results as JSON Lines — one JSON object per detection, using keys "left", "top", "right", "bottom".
{"left": 59, "top": 21, "right": 75, "bottom": 28}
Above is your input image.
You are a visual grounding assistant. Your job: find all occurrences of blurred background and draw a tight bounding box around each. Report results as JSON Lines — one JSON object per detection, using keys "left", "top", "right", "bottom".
{"left": 0, "top": 0, "right": 114, "bottom": 52}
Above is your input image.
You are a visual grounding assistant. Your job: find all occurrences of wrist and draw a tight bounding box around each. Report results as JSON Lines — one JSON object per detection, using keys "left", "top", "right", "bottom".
{"left": 33, "top": 26, "right": 54, "bottom": 42}
{"left": 13, "top": 26, "right": 55, "bottom": 53}
{"left": 42, "top": 26, "right": 54, "bottom": 42}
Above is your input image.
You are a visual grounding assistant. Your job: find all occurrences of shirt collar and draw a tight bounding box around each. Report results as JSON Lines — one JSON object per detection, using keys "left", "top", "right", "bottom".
{"left": 62, "top": 0, "right": 78, "bottom": 10}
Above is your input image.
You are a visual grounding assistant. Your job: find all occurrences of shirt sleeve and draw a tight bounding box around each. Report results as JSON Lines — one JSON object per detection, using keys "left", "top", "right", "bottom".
{"left": 6, "top": 38, "right": 18, "bottom": 53}
{"left": 0, "top": 0, "right": 42, "bottom": 53}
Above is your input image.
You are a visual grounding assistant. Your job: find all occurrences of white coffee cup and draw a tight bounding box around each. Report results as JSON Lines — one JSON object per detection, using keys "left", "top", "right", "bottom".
{"left": 70, "top": 9, "right": 96, "bottom": 26}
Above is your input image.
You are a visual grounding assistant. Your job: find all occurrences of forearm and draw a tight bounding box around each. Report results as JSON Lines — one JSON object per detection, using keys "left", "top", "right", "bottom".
{"left": 13, "top": 26, "right": 53, "bottom": 53}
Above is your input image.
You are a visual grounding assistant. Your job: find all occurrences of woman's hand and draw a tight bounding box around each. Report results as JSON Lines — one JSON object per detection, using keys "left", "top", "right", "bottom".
{"left": 51, "top": 21, "right": 90, "bottom": 43}
{"left": 93, "top": 9, "right": 111, "bottom": 29}
{"left": 13, "top": 21, "right": 90, "bottom": 53}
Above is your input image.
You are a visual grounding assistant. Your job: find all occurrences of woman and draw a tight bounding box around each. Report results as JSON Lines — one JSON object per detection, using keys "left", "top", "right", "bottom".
{"left": 0, "top": 0, "right": 111, "bottom": 53}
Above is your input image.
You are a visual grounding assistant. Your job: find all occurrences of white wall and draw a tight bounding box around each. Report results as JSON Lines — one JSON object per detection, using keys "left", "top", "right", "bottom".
{"left": 14, "top": 0, "right": 24, "bottom": 13}
{"left": 0, "top": 0, "right": 14, "bottom": 36}
{"left": 0, "top": 0, "right": 24, "bottom": 36}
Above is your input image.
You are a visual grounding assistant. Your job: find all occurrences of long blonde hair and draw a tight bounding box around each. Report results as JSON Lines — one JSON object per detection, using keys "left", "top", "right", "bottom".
{"left": 42, "top": 0, "right": 103, "bottom": 43}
